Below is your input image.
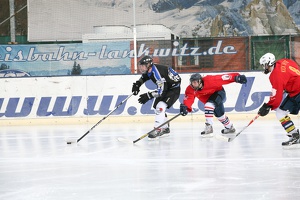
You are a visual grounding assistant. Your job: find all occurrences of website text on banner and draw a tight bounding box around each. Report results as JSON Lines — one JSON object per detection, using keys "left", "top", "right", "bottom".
{"left": 0, "top": 72, "right": 271, "bottom": 122}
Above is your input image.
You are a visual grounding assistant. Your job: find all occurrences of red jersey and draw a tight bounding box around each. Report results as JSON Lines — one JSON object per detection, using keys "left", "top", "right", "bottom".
{"left": 267, "top": 58, "right": 300, "bottom": 110}
{"left": 183, "top": 73, "right": 240, "bottom": 112}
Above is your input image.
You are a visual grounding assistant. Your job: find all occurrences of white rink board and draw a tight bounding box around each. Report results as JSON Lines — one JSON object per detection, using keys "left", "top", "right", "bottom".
{"left": 0, "top": 72, "right": 272, "bottom": 124}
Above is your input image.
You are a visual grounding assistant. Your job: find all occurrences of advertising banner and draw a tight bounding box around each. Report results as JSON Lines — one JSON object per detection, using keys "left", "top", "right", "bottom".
{"left": 0, "top": 42, "right": 131, "bottom": 76}
{"left": 0, "top": 39, "right": 248, "bottom": 77}
{"left": 0, "top": 72, "right": 272, "bottom": 120}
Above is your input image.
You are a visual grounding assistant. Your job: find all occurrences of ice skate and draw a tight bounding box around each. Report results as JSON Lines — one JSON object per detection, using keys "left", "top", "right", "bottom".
{"left": 282, "top": 130, "right": 300, "bottom": 149}
{"left": 221, "top": 124, "right": 236, "bottom": 134}
{"left": 148, "top": 130, "right": 159, "bottom": 140}
{"left": 201, "top": 123, "right": 213, "bottom": 138}
{"left": 148, "top": 127, "right": 170, "bottom": 140}
{"left": 157, "top": 127, "right": 170, "bottom": 138}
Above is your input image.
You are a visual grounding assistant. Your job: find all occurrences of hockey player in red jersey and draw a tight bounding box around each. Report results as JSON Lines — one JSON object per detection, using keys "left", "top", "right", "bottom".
{"left": 258, "top": 53, "right": 300, "bottom": 147}
{"left": 179, "top": 72, "right": 247, "bottom": 136}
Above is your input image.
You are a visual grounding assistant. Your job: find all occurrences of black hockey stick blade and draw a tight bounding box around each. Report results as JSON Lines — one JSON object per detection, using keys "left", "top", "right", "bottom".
{"left": 65, "top": 137, "right": 78, "bottom": 144}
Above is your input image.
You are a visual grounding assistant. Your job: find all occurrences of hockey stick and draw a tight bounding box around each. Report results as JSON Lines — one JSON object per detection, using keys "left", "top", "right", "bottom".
{"left": 65, "top": 94, "right": 133, "bottom": 144}
{"left": 118, "top": 113, "right": 181, "bottom": 144}
{"left": 216, "top": 114, "right": 260, "bottom": 142}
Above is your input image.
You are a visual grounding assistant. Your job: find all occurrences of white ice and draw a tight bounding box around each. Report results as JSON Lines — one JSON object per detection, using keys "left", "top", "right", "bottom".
{"left": 1, "top": 117, "right": 300, "bottom": 200}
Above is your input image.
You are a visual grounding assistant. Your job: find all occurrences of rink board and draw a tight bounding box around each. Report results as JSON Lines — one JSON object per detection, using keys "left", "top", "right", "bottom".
{"left": 0, "top": 72, "right": 276, "bottom": 125}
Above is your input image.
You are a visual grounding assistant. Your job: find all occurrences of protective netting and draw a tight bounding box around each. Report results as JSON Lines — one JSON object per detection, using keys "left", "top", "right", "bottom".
{"left": 27, "top": 0, "right": 165, "bottom": 42}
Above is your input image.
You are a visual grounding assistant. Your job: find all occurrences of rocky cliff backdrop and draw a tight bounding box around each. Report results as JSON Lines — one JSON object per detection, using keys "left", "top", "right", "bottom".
{"left": 1, "top": 0, "right": 300, "bottom": 40}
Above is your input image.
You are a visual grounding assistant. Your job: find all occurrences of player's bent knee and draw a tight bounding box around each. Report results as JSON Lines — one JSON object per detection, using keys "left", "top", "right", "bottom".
{"left": 155, "top": 101, "right": 167, "bottom": 114}
{"left": 276, "top": 109, "right": 289, "bottom": 120}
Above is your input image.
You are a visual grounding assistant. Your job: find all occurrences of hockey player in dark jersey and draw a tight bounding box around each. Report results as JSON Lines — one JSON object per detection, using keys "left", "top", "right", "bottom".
{"left": 179, "top": 73, "right": 247, "bottom": 136}
{"left": 258, "top": 53, "right": 300, "bottom": 147}
{"left": 132, "top": 56, "right": 181, "bottom": 139}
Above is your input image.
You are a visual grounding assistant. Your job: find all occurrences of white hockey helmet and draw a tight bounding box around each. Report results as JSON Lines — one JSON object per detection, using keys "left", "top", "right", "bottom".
{"left": 259, "top": 53, "right": 275, "bottom": 74}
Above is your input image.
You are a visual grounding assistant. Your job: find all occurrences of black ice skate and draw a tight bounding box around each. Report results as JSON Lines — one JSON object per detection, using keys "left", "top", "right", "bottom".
{"left": 282, "top": 129, "right": 300, "bottom": 146}
{"left": 221, "top": 125, "right": 236, "bottom": 134}
{"left": 148, "top": 130, "right": 159, "bottom": 140}
{"left": 157, "top": 127, "right": 170, "bottom": 138}
{"left": 148, "top": 127, "right": 170, "bottom": 140}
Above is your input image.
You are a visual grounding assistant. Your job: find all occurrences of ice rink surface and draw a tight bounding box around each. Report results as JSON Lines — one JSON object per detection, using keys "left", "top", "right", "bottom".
{"left": 1, "top": 116, "right": 300, "bottom": 200}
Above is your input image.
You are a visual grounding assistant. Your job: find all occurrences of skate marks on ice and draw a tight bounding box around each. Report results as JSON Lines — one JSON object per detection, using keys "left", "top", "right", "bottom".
{"left": 201, "top": 133, "right": 214, "bottom": 138}
{"left": 214, "top": 130, "right": 241, "bottom": 142}
{"left": 2, "top": 121, "right": 300, "bottom": 200}
{"left": 118, "top": 133, "right": 171, "bottom": 145}
{"left": 117, "top": 137, "right": 134, "bottom": 144}
{"left": 282, "top": 143, "right": 300, "bottom": 150}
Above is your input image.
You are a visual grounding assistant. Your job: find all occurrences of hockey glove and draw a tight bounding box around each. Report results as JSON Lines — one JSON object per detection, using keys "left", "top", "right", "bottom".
{"left": 258, "top": 103, "right": 271, "bottom": 116}
{"left": 138, "top": 92, "right": 154, "bottom": 104}
{"left": 235, "top": 75, "right": 247, "bottom": 84}
{"left": 180, "top": 104, "right": 188, "bottom": 116}
{"left": 132, "top": 81, "right": 142, "bottom": 95}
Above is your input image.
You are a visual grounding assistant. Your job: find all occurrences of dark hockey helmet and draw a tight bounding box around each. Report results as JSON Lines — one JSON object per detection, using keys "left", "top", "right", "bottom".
{"left": 190, "top": 73, "right": 203, "bottom": 90}
{"left": 190, "top": 73, "right": 202, "bottom": 83}
{"left": 139, "top": 56, "right": 153, "bottom": 65}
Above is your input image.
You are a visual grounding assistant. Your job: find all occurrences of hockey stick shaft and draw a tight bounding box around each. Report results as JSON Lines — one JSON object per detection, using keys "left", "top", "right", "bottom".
{"left": 133, "top": 113, "right": 181, "bottom": 143}
{"left": 228, "top": 114, "right": 260, "bottom": 142}
{"left": 76, "top": 94, "right": 133, "bottom": 143}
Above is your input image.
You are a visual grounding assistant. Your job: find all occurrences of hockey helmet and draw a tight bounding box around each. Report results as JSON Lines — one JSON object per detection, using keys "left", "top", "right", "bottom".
{"left": 139, "top": 56, "right": 153, "bottom": 65}
{"left": 190, "top": 73, "right": 202, "bottom": 82}
{"left": 259, "top": 53, "right": 275, "bottom": 74}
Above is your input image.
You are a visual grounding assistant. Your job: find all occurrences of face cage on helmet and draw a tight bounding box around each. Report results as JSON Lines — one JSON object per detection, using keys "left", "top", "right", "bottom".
{"left": 139, "top": 62, "right": 152, "bottom": 74}
{"left": 190, "top": 79, "right": 202, "bottom": 90}
{"left": 261, "top": 61, "right": 274, "bottom": 74}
